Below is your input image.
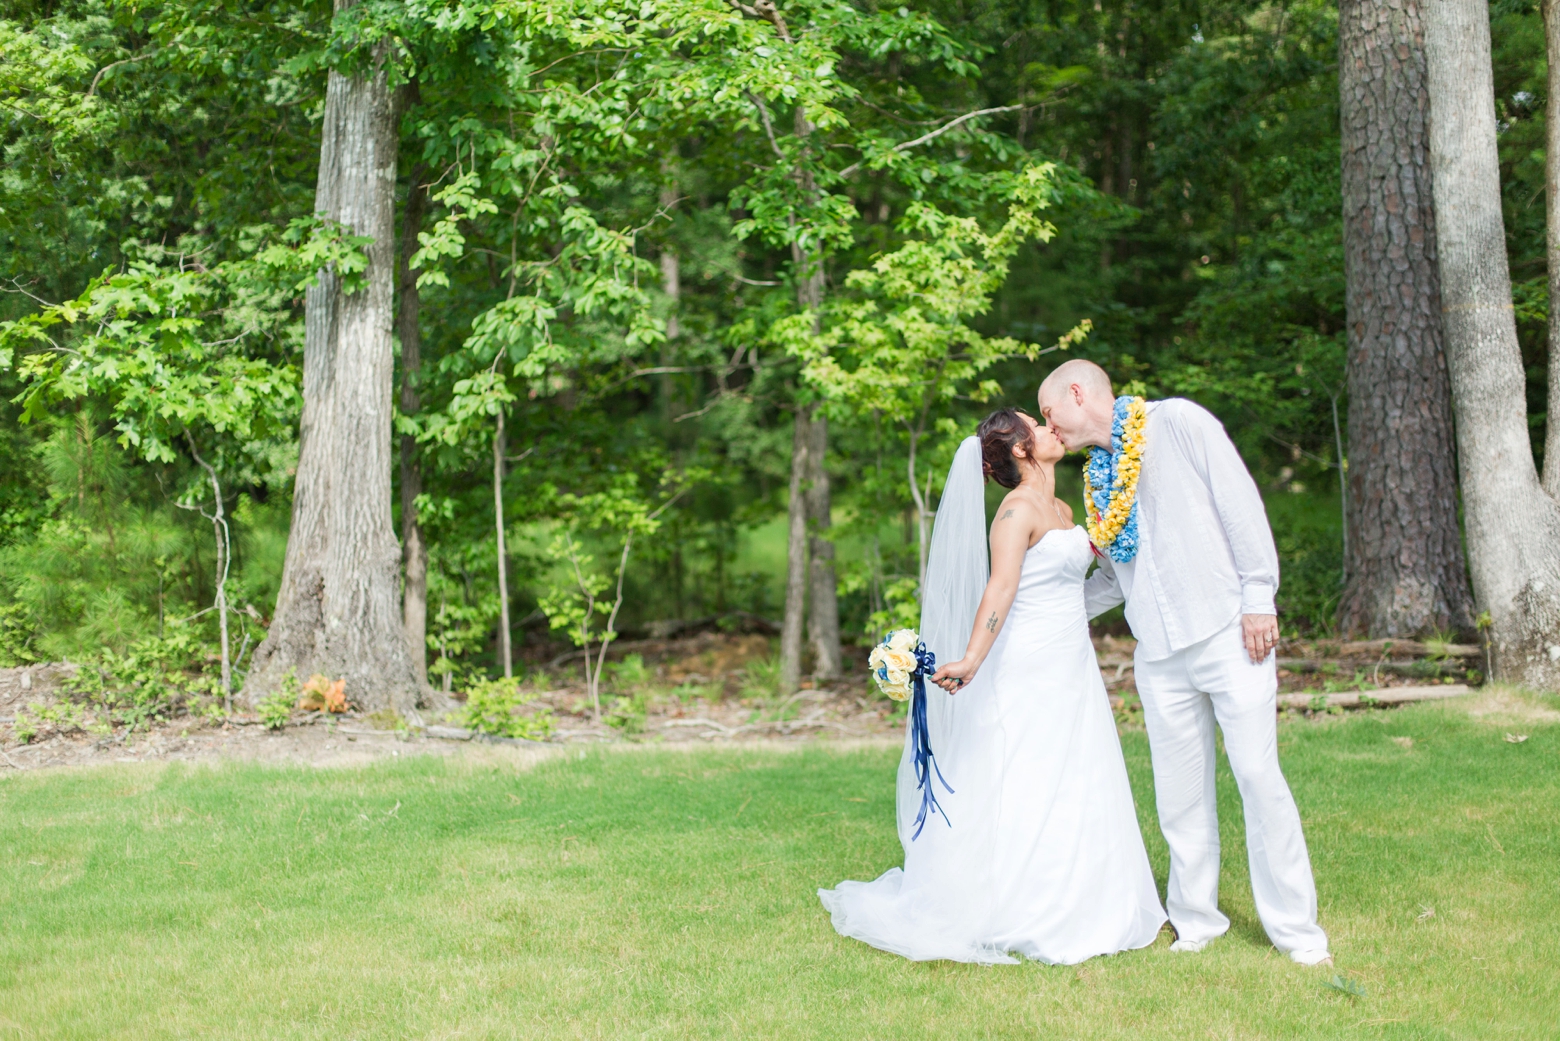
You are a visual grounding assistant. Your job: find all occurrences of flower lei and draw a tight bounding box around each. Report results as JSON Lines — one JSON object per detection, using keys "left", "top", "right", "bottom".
{"left": 1083, "top": 396, "right": 1147, "bottom": 563}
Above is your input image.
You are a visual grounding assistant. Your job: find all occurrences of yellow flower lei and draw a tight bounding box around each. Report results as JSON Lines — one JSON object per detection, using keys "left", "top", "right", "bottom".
{"left": 1083, "top": 396, "right": 1147, "bottom": 550}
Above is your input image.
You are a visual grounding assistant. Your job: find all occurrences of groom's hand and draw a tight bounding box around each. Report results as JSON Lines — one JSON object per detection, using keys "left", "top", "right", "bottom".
{"left": 1242, "top": 614, "right": 1279, "bottom": 664}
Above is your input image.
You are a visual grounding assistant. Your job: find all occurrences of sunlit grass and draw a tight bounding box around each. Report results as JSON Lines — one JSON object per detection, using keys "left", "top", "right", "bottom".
{"left": 0, "top": 690, "right": 1555, "bottom": 1039}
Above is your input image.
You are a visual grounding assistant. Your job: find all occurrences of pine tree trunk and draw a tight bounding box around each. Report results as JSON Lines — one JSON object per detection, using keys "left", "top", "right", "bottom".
{"left": 244, "top": 21, "right": 422, "bottom": 711}
{"left": 1337, "top": 0, "right": 1474, "bottom": 637}
{"left": 805, "top": 411, "right": 842, "bottom": 679}
{"left": 777, "top": 410, "right": 809, "bottom": 694}
{"left": 397, "top": 164, "right": 428, "bottom": 687}
{"left": 1543, "top": 0, "right": 1560, "bottom": 496}
{"left": 1424, "top": 0, "right": 1560, "bottom": 689}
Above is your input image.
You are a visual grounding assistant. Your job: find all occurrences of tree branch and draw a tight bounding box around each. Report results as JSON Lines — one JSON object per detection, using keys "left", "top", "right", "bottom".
{"left": 727, "top": 0, "right": 793, "bottom": 43}
{"left": 746, "top": 91, "right": 787, "bottom": 161}
{"left": 88, "top": 52, "right": 155, "bottom": 96}
{"left": 838, "top": 104, "right": 1024, "bottom": 178}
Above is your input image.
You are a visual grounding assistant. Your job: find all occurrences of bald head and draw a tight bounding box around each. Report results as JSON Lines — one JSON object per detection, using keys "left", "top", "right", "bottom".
{"left": 1038, "top": 359, "right": 1112, "bottom": 406}
{"left": 1036, "top": 359, "right": 1116, "bottom": 451}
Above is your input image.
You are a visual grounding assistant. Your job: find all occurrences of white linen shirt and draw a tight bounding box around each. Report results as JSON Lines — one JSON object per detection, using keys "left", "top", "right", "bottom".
{"left": 1082, "top": 399, "right": 1280, "bottom": 662}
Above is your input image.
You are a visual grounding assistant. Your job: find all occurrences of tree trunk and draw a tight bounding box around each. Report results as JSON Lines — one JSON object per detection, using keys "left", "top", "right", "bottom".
{"left": 1544, "top": 0, "right": 1560, "bottom": 496}
{"left": 774, "top": 97, "right": 842, "bottom": 688}
{"left": 1424, "top": 0, "right": 1560, "bottom": 689}
{"left": 805, "top": 411, "right": 841, "bottom": 678}
{"left": 659, "top": 180, "right": 679, "bottom": 425}
{"left": 777, "top": 410, "right": 809, "bottom": 694}
{"left": 494, "top": 408, "right": 512, "bottom": 679}
{"left": 244, "top": 20, "right": 422, "bottom": 711}
{"left": 397, "top": 164, "right": 428, "bottom": 687}
{"left": 187, "top": 440, "right": 232, "bottom": 709}
{"left": 1337, "top": 0, "right": 1474, "bottom": 637}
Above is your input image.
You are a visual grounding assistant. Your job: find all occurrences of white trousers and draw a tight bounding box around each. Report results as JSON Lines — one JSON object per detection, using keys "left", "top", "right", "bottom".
{"left": 1134, "top": 618, "right": 1328, "bottom": 953}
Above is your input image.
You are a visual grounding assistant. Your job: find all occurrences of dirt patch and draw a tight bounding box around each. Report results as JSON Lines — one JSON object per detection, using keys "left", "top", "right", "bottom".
{"left": 2, "top": 632, "right": 1504, "bottom": 776}
{"left": 0, "top": 634, "right": 905, "bottom": 773}
{"left": 1460, "top": 684, "right": 1560, "bottom": 725}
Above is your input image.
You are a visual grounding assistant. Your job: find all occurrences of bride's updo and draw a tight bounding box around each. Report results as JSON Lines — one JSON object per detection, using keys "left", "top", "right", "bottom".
{"left": 978, "top": 408, "right": 1036, "bottom": 489}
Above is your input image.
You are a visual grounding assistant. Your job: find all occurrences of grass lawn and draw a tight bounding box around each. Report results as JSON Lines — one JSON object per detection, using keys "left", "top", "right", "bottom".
{"left": 1, "top": 692, "right": 1556, "bottom": 1039}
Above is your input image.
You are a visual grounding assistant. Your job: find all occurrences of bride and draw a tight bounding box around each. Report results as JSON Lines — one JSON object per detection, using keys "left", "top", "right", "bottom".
{"left": 818, "top": 409, "right": 1167, "bottom": 964}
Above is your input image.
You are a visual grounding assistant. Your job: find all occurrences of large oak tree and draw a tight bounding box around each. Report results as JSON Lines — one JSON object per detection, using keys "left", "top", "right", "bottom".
{"left": 244, "top": 1, "right": 423, "bottom": 711}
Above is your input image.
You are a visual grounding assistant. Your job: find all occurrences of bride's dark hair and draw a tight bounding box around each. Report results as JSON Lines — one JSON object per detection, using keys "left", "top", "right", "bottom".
{"left": 978, "top": 408, "right": 1037, "bottom": 489}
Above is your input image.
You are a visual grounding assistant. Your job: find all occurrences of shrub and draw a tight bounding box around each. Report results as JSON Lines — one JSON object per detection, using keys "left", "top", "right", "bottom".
{"left": 463, "top": 678, "right": 555, "bottom": 741}
{"left": 256, "top": 690, "right": 293, "bottom": 731}
{"left": 0, "top": 602, "right": 40, "bottom": 668}
{"left": 11, "top": 711, "right": 37, "bottom": 744}
{"left": 739, "top": 655, "right": 781, "bottom": 700}
{"left": 605, "top": 693, "right": 647, "bottom": 734}
{"left": 608, "top": 653, "right": 649, "bottom": 690}
{"left": 62, "top": 630, "right": 219, "bottom": 730}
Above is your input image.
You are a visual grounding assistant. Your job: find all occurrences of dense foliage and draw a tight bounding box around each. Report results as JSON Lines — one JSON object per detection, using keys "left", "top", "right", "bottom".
{"left": 1, "top": 0, "right": 1551, "bottom": 691}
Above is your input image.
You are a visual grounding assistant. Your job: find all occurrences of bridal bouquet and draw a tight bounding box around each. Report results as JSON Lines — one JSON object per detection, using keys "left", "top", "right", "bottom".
{"left": 869, "top": 629, "right": 924, "bottom": 702}
{"left": 868, "top": 628, "right": 953, "bottom": 839}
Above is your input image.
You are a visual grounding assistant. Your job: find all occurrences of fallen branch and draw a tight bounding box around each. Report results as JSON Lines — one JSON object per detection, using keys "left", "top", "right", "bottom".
{"left": 1276, "top": 684, "right": 1470, "bottom": 711}
{"left": 1277, "top": 659, "right": 1469, "bottom": 677}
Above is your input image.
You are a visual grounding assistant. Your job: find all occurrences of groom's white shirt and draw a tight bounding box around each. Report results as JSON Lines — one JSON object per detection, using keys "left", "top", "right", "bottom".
{"left": 1082, "top": 398, "right": 1279, "bottom": 661}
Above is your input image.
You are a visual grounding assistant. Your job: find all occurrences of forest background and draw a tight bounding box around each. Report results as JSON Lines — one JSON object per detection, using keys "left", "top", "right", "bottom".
{"left": 0, "top": 0, "right": 1551, "bottom": 712}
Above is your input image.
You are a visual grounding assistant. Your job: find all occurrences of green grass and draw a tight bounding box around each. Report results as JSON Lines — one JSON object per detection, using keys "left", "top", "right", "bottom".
{"left": 2, "top": 695, "right": 1557, "bottom": 1039}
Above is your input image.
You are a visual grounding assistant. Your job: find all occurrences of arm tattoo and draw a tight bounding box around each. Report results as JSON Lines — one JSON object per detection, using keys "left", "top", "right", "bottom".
{"left": 998, "top": 509, "right": 1015, "bottom": 520}
{"left": 985, "top": 612, "right": 998, "bottom": 632}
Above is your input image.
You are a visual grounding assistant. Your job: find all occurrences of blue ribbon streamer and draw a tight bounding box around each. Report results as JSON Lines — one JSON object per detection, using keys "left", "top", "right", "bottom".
{"left": 909, "top": 642, "right": 954, "bottom": 840}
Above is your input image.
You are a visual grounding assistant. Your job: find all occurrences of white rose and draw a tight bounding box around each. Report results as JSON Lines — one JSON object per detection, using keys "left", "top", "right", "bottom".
{"left": 882, "top": 647, "right": 917, "bottom": 678}
{"left": 887, "top": 629, "right": 919, "bottom": 654}
{"left": 869, "top": 644, "right": 918, "bottom": 701}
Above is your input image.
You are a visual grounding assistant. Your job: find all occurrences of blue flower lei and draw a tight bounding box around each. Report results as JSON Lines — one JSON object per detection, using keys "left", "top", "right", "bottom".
{"left": 1085, "top": 396, "right": 1143, "bottom": 563}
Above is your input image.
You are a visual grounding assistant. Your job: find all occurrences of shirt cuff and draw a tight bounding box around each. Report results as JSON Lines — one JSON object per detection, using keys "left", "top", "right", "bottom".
{"left": 1240, "top": 582, "right": 1277, "bottom": 617}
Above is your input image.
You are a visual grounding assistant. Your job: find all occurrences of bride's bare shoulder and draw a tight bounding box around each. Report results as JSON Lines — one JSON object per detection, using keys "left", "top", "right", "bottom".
{"left": 992, "top": 490, "right": 1038, "bottom": 527}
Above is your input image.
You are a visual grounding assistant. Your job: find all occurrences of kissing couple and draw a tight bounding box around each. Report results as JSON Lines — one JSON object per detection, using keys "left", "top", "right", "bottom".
{"left": 818, "top": 360, "right": 1332, "bottom": 968}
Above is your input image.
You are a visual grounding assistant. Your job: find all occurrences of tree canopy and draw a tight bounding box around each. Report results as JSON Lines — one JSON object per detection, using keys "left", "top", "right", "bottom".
{"left": 2, "top": 0, "right": 1554, "bottom": 700}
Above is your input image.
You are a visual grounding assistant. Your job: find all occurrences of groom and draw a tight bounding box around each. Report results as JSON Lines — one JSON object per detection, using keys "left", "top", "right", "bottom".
{"left": 1038, "top": 359, "right": 1331, "bottom": 967}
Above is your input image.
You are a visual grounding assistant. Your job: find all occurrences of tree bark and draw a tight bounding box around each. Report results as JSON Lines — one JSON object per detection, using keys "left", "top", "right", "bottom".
{"left": 494, "top": 408, "right": 512, "bottom": 679}
{"left": 777, "top": 410, "right": 809, "bottom": 694}
{"left": 770, "top": 101, "right": 842, "bottom": 686}
{"left": 1544, "top": 0, "right": 1560, "bottom": 496}
{"left": 397, "top": 163, "right": 428, "bottom": 687}
{"left": 659, "top": 180, "right": 679, "bottom": 425}
{"left": 1424, "top": 0, "right": 1560, "bottom": 689}
{"left": 1337, "top": 0, "right": 1474, "bottom": 637}
{"left": 805, "top": 411, "right": 842, "bottom": 678}
{"left": 244, "top": 17, "right": 422, "bottom": 711}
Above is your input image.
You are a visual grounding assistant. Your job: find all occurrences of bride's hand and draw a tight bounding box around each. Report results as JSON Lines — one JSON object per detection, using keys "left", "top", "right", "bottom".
{"left": 931, "top": 658, "right": 977, "bottom": 694}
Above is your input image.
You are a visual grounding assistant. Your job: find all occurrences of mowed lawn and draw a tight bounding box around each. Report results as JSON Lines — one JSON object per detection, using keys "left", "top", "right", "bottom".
{"left": 1, "top": 693, "right": 1556, "bottom": 1040}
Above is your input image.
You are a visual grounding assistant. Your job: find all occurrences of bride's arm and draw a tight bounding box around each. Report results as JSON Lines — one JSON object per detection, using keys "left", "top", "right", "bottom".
{"left": 930, "top": 502, "right": 1035, "bottom": 692}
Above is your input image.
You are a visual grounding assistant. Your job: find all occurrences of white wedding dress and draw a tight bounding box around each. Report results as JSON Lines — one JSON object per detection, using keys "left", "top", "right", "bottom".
{"left": 819, "top": 439, "right": 1166, "bottom": 965}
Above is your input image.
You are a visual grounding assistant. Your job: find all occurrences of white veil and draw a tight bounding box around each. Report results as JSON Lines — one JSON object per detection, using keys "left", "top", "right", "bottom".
{"left": 895, "top": 434, "right": 992, "bottom": 860}
{"left": 918, "top": 436, "right": 989, "bottom": 665}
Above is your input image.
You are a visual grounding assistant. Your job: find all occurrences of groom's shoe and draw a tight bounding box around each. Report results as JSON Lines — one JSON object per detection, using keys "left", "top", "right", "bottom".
{"left": 1168, "top": 939, "right": 1209, "bottom": 953}
{"left": 1289, "top": 949, "right": 1333, "bottom": 967}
